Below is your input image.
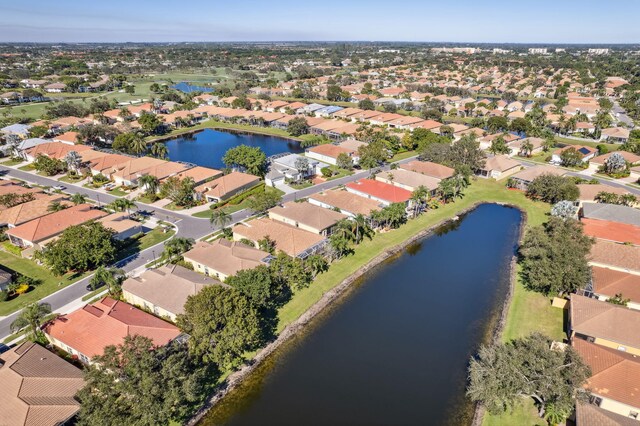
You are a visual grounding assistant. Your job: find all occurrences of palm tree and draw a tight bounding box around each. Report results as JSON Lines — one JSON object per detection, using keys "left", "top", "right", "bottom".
{"left": 520, "top": 140, "right": 534, "bottom": 157}
{"left": 351, "top": 214, "right": 374, "bottom": 244}
{"left": 108, "top": 198, "right": 137, "bottom": 215}
{"left": 131, "top": 134, "right": 148, "bottom": 155}
{"left": 304, "top": 254, "right": 328, "bottom": 277}
{"left": 138, "top": 174, "right": 159, "bottom": 197}
{"left": 410, "top": 186, "right": 430, "bottom": 217}
{"left": 70, "top": 193, "right": 88, "bottom": 205}
{"left": 150, "top": 142, "right": 168, "bottom": 159}
{"left": 90, "top": 266, "right": 125, "bottom": 296}
{"left": 210, "top": 209, "right": 231, "bottom": 229}
{"left": 47, "top": 201, "right": 67, "bottom": 212}
{"left": 10, "top": 302, "right": 52, "bottom": 341}
{"left": 333, "top": 219, "right": 356, "bottom": 243}
{"left": 620, "top": 194, "right": 638, "bottom": 207}
{"left": 163, "top": 237, "right": 195, "bottom": 263}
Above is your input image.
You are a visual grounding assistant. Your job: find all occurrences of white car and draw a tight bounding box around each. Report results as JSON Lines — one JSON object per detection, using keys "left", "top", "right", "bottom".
{"left": 52, "top": 185, "right": 65, "bottom": 191}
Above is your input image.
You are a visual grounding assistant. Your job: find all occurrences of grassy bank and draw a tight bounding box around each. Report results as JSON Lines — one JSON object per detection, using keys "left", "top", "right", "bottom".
{"left": 276, "top": 179, "right": 553, "bottom": 332}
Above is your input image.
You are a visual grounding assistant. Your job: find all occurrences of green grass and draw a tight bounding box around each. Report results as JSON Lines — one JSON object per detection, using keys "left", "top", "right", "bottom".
{"left": 1, "top": 241, "right": 22, "bottom": 256}
{"left": 18, "top": 164, "right": 35, "bottom": 171}
{"left": 0, "top": 158, "right": 25, "bottom": 166}
{"left": 116, "top": 227, "right": 175, "bottom": 260}
{"left": 389, "top": 150, "right": 418, "bottom": 162}
{"left": 276, "top": 179, "right": 551, "bottom": 331}
{"left": 483, "top": 400, "right": 546, "bottom": 426}
{"left": 82, "top": 287, "right": 107, "bottom": 302}
{"left": 0, "top": 251, "right": 90, "bottom": 316}
{"left": 58, "top": 174, "right": 85, "bottom": 183}
{"left": 107, "top": 188, "right": 127, "bottom": 197}
{"left": 554, "top": 136, "right": 619, "bottom": 152}
{"left": 289, "top": 181, "right": 313, "bottom": 190}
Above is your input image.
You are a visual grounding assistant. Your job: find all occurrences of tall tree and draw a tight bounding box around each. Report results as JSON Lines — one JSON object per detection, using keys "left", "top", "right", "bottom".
{"left": 76, "top": 336, "right": 213, "bottom": 426}
{"left": 467, "top": 333, "right": 590, "bottom": 420}
{"left": 177, "top": 286, "right": 262, "bottom": 368}
{"left": 519, "top": 217, "right": 593, "bottom": 295}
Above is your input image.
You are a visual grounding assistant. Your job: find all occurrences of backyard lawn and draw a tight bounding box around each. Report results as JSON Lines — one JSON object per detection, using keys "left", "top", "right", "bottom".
{"left": 0, "top": 251, "right": 89, "bottom": 317}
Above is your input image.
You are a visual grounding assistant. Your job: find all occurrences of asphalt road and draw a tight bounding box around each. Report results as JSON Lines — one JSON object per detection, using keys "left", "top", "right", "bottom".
{"left": 612, "top": 100, "right": 634, "bottom": 128}
{"left": 0, "top": 154, "right": 635, "bottom": 341}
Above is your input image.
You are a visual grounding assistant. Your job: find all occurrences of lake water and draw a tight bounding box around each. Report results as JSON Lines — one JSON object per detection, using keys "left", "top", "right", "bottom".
{"left": 200, "top": 204, "right": 522, "bottom": 426}
{"left": 171, "top": 82, "right": 215, "bottom": 93}
{"left": 165, "top": 129, "right": 304, "bottom": 170}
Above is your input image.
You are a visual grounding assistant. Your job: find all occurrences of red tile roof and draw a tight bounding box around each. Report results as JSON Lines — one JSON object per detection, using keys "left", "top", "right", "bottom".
{"left": 582, "top": 218, "right": 640, "bottom": 245}
{"left": 346, "top": 179, "right": 412, "bottom": 203}
{"left": 43, "top": 297, "right": 180, "bottom": 359}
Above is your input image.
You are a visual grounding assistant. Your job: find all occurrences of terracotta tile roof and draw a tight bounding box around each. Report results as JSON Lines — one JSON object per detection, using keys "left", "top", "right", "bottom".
{"left": 307, "top": 144, "right": 352, "bottom": 159}
{"left": 511, "top": 165, "right": 566, "bottom": 182}
{"left": 346, "top": 179, "right": 412, "bottom": 203}
{"left": 575, "top": 402, "right": 639, "bottom": 426}
{"left": 269, "top": 201, "right": 347, "bottom": 232}
{"left": 183, "top": 239, "right": 269, "bottom": 278}
{"left": 482, "top": 155, "right": 521, "bottom": 173}
{"left": 233, "top": 218, "right": 325, "bottom": 258}
{"left": 0, "top": 196, "right": 68, "bottom": 227}
{"left": 0, "top": 342, "right": 84, "bottom": 426}
{"left": 309, "top": 189, "right": 382, "bottom": 217}
{"left": 122, "top": 265, "right": 223, "bottom": 317}
{"left": 578, "top": 184, "right": 629, "bottom": 202}
{"left": 44, "top": 297, "right": 180, "bottom": 359}
{"left": 6, "top": 204, "right": 107, "bottom": 244}
{"left": 87, "top": 152, "right": 131, "bottom": 174}
{"left": 376, "top": 169, "right": 440, "bottom": 191}
{"left": 582, "top": 218, "right": 640, "bottom": 245}
{"left": 590, "top": 240, "right": 640, "bottom": 273}
{"left": 110, "top": 156, "right": 166, "bottom": 181}
{"left": 573, "top": 338, "right": 640, "bottom": 409}
{"left": 172, "top": 166, "right": 222, "bottom": 184}
{"left": 400, "top": 161, "right": 455, "bottom": 179}
{"left": 570, "top": 294, "right": 640, "bottom": 349}
{"left": 592, "top": 266, "right": 640, "bottom": 303}
{"left": 590, "top": 151, "right": 640, "bottom": 166}
{"left": 53, "top": 131, "right": 79, "bottom": 144}
{"left": 25, "top": 142, "right": 92, "bottom": 161}
{"left": 196, "top": 172, "right": 260, "bottom": 200}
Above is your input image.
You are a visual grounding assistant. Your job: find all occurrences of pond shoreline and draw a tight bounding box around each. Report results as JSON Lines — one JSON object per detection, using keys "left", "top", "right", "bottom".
{"left": 187, "top": 202, "right": 523, "bottom": 426}
{"left": 470, "top": 204, "right": 527, "bottom": 426}
{"left": 149, "top": 122, "right": 303, "bottom": 145}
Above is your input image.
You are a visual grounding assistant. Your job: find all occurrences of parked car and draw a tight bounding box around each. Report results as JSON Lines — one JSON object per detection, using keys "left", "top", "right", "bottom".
{"left": 85, "top": 281, "right": 104, "bottom": 291}
{"left": 52, "top": 185, "right": 65, "bottom": 191}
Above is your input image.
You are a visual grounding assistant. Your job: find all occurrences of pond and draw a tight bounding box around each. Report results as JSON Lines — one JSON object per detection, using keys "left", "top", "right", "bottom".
{"left": 171, "top": 82, "right": 215, "bottom": 93}
{"left": 165, "top": 128, "right": 304, "bottom": 170}
{"left": 200, "top": 203, "right": 523, "bottom": 426}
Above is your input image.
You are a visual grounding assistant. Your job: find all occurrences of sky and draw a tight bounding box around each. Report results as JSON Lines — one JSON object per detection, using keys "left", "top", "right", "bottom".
{"left": 1, "top": 0, "right": 639, "bottom": 44}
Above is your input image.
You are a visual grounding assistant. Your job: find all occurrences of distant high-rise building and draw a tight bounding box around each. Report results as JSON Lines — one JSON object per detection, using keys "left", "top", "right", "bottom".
{"left": 528, "top": 48, "right": 548, "bottom": 54}
{"left": 588, "top": 48, "right": 610, "bottom": 55}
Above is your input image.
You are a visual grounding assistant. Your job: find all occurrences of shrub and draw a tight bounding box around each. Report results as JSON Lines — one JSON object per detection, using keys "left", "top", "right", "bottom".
{"left": 14, "top": 284, "right": 30, "bottom": 295}
{"left": 321, "top": 167, "right": 333, "bottom": 178}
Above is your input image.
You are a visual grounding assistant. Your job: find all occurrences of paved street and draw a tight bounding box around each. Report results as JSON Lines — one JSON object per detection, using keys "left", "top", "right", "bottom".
{"left": 0, "top": 153, "right": 636, "bottom": 341}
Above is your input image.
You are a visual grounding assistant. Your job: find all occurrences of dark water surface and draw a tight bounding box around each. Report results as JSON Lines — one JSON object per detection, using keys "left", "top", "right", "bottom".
{"left": 201, "top": 204, "right": 522, "bottom": 426}
{"left": 165, "top": 129, "right": 304, "bottom": 169}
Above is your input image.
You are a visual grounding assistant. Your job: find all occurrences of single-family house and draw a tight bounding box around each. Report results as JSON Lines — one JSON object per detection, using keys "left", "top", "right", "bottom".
{"left": 183, "top": 239, "right": 271, "bottom": 281}
{"left": 43, "top": 297, "right": 181, "bottom": 363}
{"left": 232, "top": 218, "right": 326, "bottom": 258}
{"left": 346, "top": 179, "right": 412, "bottom": 207}
{"left": 508, "top": 165, "right": 566, "bottom": 190}
{"left": 569, "top": 294, "right": 640, "bottom": 355}
{"left": 308, "top": 190, "right": 382, "bottom": 218}
{"left": 195, "top": 172, "right": 260, "bottom": 203}
{"left": 6, "top": 204, "right": 108, "bottom": 249}
{"left": 477, "top": 155, "right": 521, "bottom": 179}
{"left": 400, "top": 160, "right": 455, "bottom": 180}
{"left": 590, "top": 266, "right": 640, "bottom": 311}
{"left": 572, "top": 338, "right": 640, "bottom": 420}
{"left": 0, "top": 195, "right": 69, "bottom": 228}
{"left": 375, "top": 169, "right": 439, "bottom": 194}
{"left": 600, "top": 127, "right": 630, "bottom": 144}
{"left": 0, "top": 342, "right": 85, "bottom": 426}
{"left": 268, "top": 201, "right": 347, "bottom": 236}
{"left": 122, "top": 265, "right": 223, "bottom": 321}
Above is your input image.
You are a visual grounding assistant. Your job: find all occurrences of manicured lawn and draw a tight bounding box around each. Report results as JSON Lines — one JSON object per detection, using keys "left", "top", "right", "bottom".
{"left": 107, "top": 188, "right": 127, "bottom": 197}
{"left": 116, "top": 227, "right": 175, "bottom": 260}
{"left": 554, "top": 136, "right": 619, "bottom": 152}
{"left": 390, "top": 150, "right": 418, "bottom": 162}
{"left": 277, "top": 178, "right": 552, "bottom": 331}
{"left": 0, "top": 158, "right": 25, "bottom": 166}
{"left": 0, "top": 251, "right": 89, "bottom": 316}
{"left": 483, "top": 400, "right": 545, "bottom": 426}
{"left": 18, "top": 164, "right": 35, "bottom": 171}
{"left": 58, "top": 174, "right": 85, "bottom": 184}
{"left": 289, "top": 181, "right": 313, "bottom": 190}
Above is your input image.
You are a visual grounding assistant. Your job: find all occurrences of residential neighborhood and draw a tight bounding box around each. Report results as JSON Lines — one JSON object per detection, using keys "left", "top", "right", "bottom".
{"left": 1, "top": 3, "right": 640, "bottom": 426}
